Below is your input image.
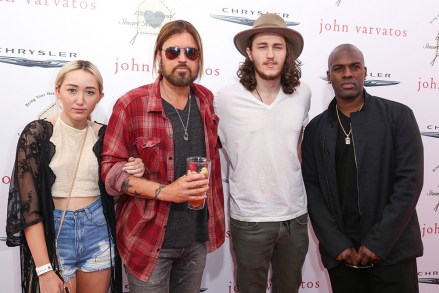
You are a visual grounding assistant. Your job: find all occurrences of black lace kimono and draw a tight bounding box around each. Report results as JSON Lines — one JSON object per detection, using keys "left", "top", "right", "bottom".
{"left": 5, "top": 119, "right": 122, "bottom": 293}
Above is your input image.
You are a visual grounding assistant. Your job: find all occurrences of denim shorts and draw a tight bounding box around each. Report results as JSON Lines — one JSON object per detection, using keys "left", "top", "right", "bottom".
{"left": 53, "top": 198, "right": 114, "bottom": 281}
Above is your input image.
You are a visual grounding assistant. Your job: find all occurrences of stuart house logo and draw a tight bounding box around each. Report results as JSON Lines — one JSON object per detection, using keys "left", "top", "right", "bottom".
{"left": 128, "top": 0, "right": 175, "bottom": 45}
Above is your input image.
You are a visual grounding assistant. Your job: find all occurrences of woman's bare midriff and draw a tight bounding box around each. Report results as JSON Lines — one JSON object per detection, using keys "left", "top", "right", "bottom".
{"left": 53, "top": 196, "right": 99, "bottom": 211}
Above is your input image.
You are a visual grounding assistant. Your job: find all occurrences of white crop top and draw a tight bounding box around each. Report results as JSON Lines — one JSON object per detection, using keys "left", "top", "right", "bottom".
{"left": 50, "top": 118, "right": 100, "bottom": 198}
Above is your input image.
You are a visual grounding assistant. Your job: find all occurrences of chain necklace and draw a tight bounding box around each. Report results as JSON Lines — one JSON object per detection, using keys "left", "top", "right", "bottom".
{"left": 335, "top": 103, "right": 364, "bottom": 145}
{"left": 255, "top": 88, "right": 264, "bottom": 103}
{"left": 255, "top": 87, "right": 280, "bottom": 104}
{"left": 161, "top": 82, "right": 191, "bottom": 141}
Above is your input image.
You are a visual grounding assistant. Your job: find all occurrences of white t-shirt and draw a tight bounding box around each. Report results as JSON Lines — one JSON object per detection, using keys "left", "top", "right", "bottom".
{"left": 214, "top": 82, "right": 311, "bottom": 222}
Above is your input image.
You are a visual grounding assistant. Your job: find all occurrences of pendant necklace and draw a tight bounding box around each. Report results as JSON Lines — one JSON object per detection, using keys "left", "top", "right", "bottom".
{"left": 336, "top": 103, "right": 364, "bottom": 145}
{"left": 161, "top": 82, "right": 191, "bottom": 141}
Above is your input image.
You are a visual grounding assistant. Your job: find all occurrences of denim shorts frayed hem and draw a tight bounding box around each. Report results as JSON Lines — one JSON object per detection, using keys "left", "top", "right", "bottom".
{"left": 53, "top": 198, "right": 115, "bottom": 281}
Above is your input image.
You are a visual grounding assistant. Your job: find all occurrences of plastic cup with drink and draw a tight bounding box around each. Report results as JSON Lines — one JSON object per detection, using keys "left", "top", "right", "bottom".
{"left": 186, "top": 156, "right": 210, "bottom": 210}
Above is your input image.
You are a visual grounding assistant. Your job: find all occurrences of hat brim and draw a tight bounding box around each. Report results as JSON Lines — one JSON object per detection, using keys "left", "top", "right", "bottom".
{"left": 234, "top": 27, "right": 304, "bottom": 58}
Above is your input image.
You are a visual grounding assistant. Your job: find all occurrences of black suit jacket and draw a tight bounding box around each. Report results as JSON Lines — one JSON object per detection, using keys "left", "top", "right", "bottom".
{"left": 302, "top": 91, "right": 424, "bottom": 269}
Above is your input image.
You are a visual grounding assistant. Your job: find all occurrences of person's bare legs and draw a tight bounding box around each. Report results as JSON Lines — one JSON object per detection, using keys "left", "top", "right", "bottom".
{"left": 72, "top": 269, "right": 111, "bottom": 293}
{"left": 63, "top": 276, "right": 76, "bottom": 293}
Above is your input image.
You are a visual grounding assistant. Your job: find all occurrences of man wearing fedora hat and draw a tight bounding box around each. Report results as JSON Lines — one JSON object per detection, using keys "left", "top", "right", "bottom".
{"left": 215, "top": 13, "right": 310, "bottom": 292}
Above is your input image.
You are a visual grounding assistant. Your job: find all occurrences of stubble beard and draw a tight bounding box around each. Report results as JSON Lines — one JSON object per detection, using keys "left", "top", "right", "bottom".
{"left": 254, "top": 65, "right": 282, "bottom": 81}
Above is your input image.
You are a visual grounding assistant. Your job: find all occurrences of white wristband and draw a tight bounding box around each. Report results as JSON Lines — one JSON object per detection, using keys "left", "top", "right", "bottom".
{"left": 35, "top": 263, "right": 53, "bottom": 276}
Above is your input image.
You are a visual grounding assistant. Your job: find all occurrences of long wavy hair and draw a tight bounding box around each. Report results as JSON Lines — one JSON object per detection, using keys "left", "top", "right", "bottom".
{"left": 237, "top": 36, "right": 302, "bottom": 95}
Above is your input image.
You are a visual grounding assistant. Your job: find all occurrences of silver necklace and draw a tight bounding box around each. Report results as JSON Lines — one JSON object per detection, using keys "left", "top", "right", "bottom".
{"left": 161, "top": 82, "right": 191, "bottom": 141}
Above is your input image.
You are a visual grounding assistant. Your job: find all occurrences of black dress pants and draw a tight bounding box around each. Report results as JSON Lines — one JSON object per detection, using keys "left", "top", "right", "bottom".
{"left": 328, "top": 259, "right": 419, "bottom": 293}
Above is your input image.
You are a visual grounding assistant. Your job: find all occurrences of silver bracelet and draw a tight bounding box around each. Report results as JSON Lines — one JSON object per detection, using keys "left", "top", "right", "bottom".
{"left": 154, "top": 184, "right": 165, "bottom": 200}
{"left": 36, "top": 263, "right": 53, "bottom": 276}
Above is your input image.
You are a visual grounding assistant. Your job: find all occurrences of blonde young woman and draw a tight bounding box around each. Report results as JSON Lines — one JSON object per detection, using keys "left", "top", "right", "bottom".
{"left": 6, "top": 60, "right": 144, "bottom": 293}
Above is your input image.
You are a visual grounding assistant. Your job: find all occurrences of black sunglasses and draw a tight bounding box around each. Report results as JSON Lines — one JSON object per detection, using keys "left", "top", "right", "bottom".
{"left": 162, "top": 47, "right": 200, "bottom": 61}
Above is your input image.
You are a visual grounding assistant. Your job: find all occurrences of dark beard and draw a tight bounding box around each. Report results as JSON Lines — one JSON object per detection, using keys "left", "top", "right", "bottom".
{"left": 161, "top": 63, "right": 198, "bottom": 86}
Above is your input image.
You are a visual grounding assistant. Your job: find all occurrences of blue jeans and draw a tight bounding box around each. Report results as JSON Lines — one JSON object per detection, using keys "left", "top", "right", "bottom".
{"left": 125, "top": 241, "right": 207, "bottom": 293}
{"left": 231, "top": 214, "right": 309, "bottom": 293}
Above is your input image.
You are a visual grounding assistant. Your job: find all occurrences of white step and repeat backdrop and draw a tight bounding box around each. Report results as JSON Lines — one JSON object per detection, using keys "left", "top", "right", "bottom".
{"left": 1, "top": 0, "right": 439, "bottom": 292}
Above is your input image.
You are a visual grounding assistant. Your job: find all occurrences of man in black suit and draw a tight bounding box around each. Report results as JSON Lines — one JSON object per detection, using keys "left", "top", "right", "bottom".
{"left": 302, "top": 43, "right": 424, "bottom": 293}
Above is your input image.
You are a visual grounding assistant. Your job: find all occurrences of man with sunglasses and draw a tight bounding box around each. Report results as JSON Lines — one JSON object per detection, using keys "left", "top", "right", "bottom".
{"left": 101, "top": 20, "right": 225, "bottom": 293}
{"left": 214, "top": 14, "right": 310, "bottom": 293}
{"left": 302, "top": 44, "right": 423, "bottom": 293}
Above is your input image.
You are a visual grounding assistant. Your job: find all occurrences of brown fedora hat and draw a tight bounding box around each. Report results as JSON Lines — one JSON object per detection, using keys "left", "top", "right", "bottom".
{"left": 233, "top": 13, "right": 304, "bottom": 58}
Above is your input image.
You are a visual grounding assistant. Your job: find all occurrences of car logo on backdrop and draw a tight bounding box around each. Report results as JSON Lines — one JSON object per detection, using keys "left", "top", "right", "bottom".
{"left": 320, "top": 76, "right": 400, "bottom": 87}
{"left": 418, "top": 278, "right": 439, "bottom": 285}
{"left": 0, "top": 56, "right": 69, "bottom": 68}
{"left": 422, "top": 132, "right": 439, "bottom": 139}
{"left": 210, "top": 14, "right": 299, "bottom": 26}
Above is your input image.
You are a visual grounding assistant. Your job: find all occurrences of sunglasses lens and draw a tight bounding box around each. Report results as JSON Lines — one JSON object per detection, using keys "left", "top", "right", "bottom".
{"left": 185, "top": 48, "right": 200, "bottom": 60}
{"left": 164, "top": 47, "right": 200, "bottom": 61}
{"left": 164, "top": 47, "right": 180, "bottom": 60}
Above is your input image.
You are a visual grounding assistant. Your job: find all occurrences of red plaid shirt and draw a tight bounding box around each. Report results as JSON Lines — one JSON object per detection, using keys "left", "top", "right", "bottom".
{"left": 101, "top": 76, "right": 225, "bottom": 282}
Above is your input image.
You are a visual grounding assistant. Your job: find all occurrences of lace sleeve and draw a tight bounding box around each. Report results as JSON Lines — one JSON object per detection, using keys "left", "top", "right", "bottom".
{"left": 6, "top": 120, "right": 53, "bottom": 247}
